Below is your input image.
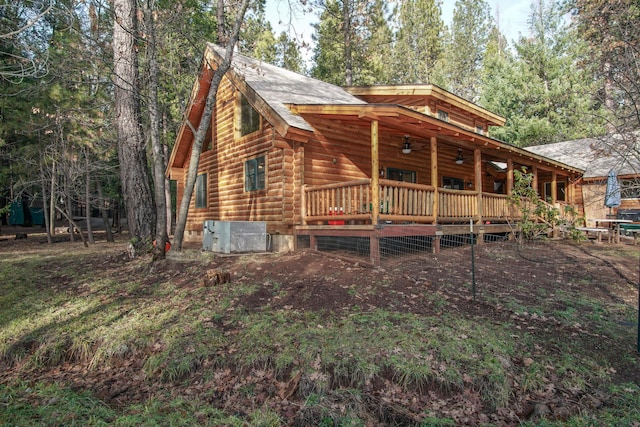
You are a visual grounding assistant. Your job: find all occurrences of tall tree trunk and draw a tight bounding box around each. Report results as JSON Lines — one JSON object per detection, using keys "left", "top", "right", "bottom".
{"left": 96, "top": 180, "right": 114, "bottom": 243}
{"left": 40, "top": 160, "right": 52, "bottom": 245}
{"left": 113, "top": 0, "right": 155, "bottom": 247}
{"left": 49, "top": 160, "right": 56, "bottom": 234}
{"left": 85, "top": 148, "right": 95, "bottom": 244}
{"left": 164, "top": 144, "right": 172, "bottom": 237}
{"left": 343, "top": 0, "right": 353, "bottom": 86}
{"left": 143, "top": 0, "right": 168, "bottom": 259}
{"left": 217, "top": 0, "right": 226, "bottom": 45}
{"left": 172, "top": 0, "right": 251, "bottom": 250}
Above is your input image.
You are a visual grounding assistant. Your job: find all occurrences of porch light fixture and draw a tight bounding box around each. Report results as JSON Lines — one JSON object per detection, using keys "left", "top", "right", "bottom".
{"left": 402, "top": 136, "right": 412, "bottom": 154}
{"left": 455, "top": 149, "right": 464, "bottom": 164}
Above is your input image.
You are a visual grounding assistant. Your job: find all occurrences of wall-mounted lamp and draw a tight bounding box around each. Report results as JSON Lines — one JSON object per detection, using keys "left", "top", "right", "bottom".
{"left": 402, "top": 135, "right": 412, "bottom": 154}
{"left": 379, "top": 168, "right": 385, "bottom": 177}
{"left": 455, "top": 149, "right": 464, "bottom": 165}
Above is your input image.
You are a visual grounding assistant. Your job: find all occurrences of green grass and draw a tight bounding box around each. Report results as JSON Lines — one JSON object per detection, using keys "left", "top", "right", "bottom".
{"left": 0, "top": 243, "right": 638, "bottom": 425}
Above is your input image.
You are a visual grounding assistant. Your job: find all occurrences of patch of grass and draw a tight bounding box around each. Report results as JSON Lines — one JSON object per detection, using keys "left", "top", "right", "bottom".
{"left": 0, "top": 380, "right": 116, "bottom": 426}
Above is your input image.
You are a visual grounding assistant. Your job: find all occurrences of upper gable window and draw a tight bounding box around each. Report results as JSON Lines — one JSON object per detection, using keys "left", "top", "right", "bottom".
{"left": 240, "top": 94, "right": 260, "bottom": 136}
{"left": 437, "top": 110, "right": 449, "bottom": 122}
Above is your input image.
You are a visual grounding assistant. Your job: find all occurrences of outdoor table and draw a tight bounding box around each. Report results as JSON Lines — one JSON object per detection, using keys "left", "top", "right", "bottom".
{"left": 593, "top": 219, "right": 633, "bottom": 243}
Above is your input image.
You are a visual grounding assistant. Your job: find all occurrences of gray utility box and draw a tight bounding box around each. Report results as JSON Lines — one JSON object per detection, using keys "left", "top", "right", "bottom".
{"left": 202, "top": 220, "right": 268, "bottom": 253}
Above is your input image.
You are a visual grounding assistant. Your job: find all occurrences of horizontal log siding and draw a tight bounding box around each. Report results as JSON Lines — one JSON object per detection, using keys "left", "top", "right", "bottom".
{"left": 181, "top": 77, "right": 286, "bottom": 233}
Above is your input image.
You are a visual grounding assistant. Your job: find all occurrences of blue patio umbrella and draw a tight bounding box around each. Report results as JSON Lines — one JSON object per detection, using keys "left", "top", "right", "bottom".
{"left": 605, "top": 169, "right": 621, "bottom": 209}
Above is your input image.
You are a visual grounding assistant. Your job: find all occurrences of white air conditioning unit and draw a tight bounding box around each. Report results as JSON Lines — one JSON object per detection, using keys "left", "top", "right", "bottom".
{"left": 202, "top": 220, "right": 268, "bottom": 253}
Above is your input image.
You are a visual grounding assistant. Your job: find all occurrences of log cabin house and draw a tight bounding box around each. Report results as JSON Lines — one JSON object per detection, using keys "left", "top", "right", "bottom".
{"left": 167, "top": 44, "right": 583, "bottom": 263}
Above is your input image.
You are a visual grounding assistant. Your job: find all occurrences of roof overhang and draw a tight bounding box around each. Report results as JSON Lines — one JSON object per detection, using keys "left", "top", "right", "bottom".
{"left": 345, "top": 84, "right": 506, "bottom": 127}
{"left": 289, "top": 103, "right": 583, "bottom": 175}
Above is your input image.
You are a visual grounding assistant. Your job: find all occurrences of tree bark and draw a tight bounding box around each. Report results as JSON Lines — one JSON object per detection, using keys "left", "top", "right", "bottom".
{"left": 343, "top": 0, "right": 353, "bottom": 86}
{"left": 143, "top": 0, "right": 169, "bottom": 259}
{"left": 85, "top": 148, "right": 95, "bottom": 244}
{"left": 172, "top": 0, "right": 251, "bottom": 250}
{"left": 113, "top": 0, "right": 155, "bottom": 245}
{"left": 96, "top": 180, "right": 114, "bottom": 243}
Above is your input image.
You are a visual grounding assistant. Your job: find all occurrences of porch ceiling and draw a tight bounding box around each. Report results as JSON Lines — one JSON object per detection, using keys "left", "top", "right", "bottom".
{"left": 290, "top": 103, "right": 584, "bottom": 176}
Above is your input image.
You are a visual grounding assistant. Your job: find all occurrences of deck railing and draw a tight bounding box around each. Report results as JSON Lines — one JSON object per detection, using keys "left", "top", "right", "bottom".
{"left": 438, "top": 188, "right": 478, "bottom": 221}
{"left": 379, "top": 180, "right": 435, "bottom": 222}
{"left": 302, "top": 179, "right": 547, "bottom": 225}
{"left": 482, "top": 193, "right": 515, "bottom": 220}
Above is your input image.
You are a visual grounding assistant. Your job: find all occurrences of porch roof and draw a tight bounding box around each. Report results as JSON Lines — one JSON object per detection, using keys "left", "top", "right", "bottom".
{"left": 345, "top": 84, "right": 506, "bottom": 127}
{"left": 525, "top": 134, "right": 640, "bottom": 179}
{"left": 290, "top": 103, "right": 584, "bottom": 175}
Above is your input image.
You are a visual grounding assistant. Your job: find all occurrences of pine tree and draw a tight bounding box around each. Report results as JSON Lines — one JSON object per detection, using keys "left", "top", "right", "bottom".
{"left": 481, "top": 0, "right": 604, "bottom": 146}
{"left": 442, "top": 0, "right": 492, "bottom": 101}
{"left": 311, "top": 0, "right": 392, "bottom": 85}
{"left": 390, "top": 0, "right": 445, "bottom": 84}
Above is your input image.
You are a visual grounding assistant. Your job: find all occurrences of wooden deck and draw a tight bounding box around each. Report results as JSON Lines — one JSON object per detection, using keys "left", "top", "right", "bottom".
{"left": 297, "top": 179, "right": 528, "bottom": 263}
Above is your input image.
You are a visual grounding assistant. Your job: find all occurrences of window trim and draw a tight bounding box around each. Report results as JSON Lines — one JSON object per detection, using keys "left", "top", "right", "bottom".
{"left": 239, "top": 94, "right": 261, "bottom": 137}
{"left": 245, "top": 156, "right": 266, "bottom": 192}
{"left": 442, "top": 176, "right": 464, "bottom": 190}
{"left": 195, "top": 173, "right": 207, "bottom": 208}
{"left": 386, "top": 167, "right": 416, "bottom": 183}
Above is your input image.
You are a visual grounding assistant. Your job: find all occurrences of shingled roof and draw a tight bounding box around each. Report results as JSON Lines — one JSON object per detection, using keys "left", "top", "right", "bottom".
{"left": 525, "top": 135, "right": 640, "bottom": 179}
{"left": 209, "top": 44, "right": 365, "bottom": 133}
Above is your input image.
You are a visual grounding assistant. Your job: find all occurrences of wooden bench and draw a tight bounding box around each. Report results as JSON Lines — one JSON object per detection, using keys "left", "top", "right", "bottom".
{"left": 576, "top": 227, "right": 610, "bottom": 243}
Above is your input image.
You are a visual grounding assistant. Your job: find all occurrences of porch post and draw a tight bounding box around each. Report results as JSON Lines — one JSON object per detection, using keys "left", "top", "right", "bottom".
{"left": 370, "top": 120, "right": 380, "bottom": 264}
{"left": 551, "top": 171, "right": 558, "bottom": 238}
{"left": 531, "top": 165, "right": 539, "bottom": 195}
{"left": 301, "top": 184, "right": 307, "bottom": 226}
{"left": 474, "top": 148, "right": 484, "bottom": 245}
{"left": 431, "top": 137, "right": 438, "bottom": 224}
{"left": 371, "top": 120, "right": 380, "bottom": 225}
{"left": 474, "top": 148, "right": 482, "bottom": 223}
{"left": 506, "top": 158, "right": 514, "bottom": 195}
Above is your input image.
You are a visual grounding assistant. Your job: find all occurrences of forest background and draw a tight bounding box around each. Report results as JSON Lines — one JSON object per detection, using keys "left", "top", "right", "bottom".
{"left": 0, "top": 0, "right": 637, "bottom": 251}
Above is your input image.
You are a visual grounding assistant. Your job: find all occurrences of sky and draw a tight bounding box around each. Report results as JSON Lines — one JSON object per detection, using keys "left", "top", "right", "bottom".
{"left": 265, "top": 0, "right": 534, "bottom": 61}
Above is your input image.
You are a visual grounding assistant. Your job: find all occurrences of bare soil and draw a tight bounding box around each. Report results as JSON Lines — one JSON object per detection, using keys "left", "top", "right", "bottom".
{"left": 1, "top": 225, "right": 639, "bottom": 425}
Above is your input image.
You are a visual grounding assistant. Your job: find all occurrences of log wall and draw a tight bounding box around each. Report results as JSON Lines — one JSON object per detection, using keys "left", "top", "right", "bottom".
{"left": 177, "top": 77, "right": 291, "bottom": 237}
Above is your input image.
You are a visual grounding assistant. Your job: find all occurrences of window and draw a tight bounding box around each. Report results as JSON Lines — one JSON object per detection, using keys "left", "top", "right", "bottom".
{"left": 437, "top": 110, "right": 449, "bottom": 122}
{"left": 442, "top": 176, "right": 464, "bottom": 190}
{"left": 387, "top": 168, "right": 416, "bottom": 183}
{"left": 195, "top": 174, "right": 207, "bottom": 208}
{"left": 475, "top": 125, "right": 484, "bottom": 135}
{"left": 240, "top": 94, "right": 260, "bottom": 136}
{"left": 543, "top": 182, "right": 566, "bottom": 202}
{"left": 621, "top": 179, "right": 640, "bottom": 199}
{"left": 245, "top": 156, "right": 266, "bottom": 191}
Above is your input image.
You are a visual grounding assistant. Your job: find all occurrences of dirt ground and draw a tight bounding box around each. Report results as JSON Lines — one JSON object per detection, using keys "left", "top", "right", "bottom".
{"left": 1, "top": 225, "right": 640, "bottom": 425}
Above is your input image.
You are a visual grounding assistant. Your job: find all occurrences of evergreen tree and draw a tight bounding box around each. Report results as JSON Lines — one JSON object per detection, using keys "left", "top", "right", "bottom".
{"left": 390, "top": 0, "right": 445, "bottom": 84}
{"left": 442, "top": 0, "right": 492, "bottom": 101}
{"left": 481, "top": 0, "right": 604, "bottom": 146}
{"left": 276, "top": 32, "right": 306, "bottom": 73}
{"left": 569, "top": 0, "right": 640, "bottom": 135}
{"left": 311, "top": 0, "right": 391, "bottom": 85}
